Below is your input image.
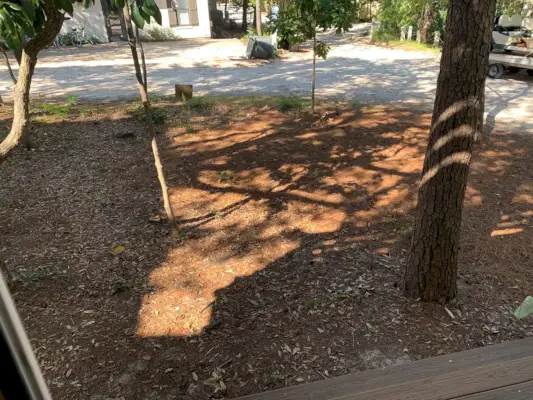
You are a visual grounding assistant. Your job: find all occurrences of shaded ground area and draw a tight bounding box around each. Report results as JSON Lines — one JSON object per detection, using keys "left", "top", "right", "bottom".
{"left": 1, "top": 98, "right": 533, "bottom": 399}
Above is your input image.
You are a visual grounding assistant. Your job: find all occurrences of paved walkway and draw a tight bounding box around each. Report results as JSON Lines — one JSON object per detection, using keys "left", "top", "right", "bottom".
{"left": 1, "top": 35, "right": 532, "bottom": 134}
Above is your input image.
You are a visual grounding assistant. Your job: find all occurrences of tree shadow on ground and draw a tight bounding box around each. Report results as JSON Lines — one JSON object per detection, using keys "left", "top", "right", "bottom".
{"left": 136, "top": 102, "right": 533, "bottom": 399}
{"left": 2, "top": 101, "right": 533, "bottom": 400}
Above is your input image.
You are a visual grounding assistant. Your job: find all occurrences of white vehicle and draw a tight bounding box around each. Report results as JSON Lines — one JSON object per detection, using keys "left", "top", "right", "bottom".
{"left": 487, "top": 51, "right": 533, "bottom": 78}
{"left": 492, "top": 14, "right": 533, "bottom": 54}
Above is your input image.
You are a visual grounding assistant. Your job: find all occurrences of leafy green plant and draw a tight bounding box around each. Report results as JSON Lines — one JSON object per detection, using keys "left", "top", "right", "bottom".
{"left": 186, "top": 125, "right": 195, "bottom": 134}
{"left": 186, "top": 96, "right": 216, "bottom": 112}
{"left": 132, "top": 105, "right": 166, "bottom": 124}
{"left": 277, "top": 95, "right": 305, "bottom": 112}
{"left": 66, "top": 94, "right": 78, "bottom": 106}
{"left": 39, "top": 102, "right": 69, "bottom": 117}
{"left": 218, "top": 170, "right": 234, "bottom": 183}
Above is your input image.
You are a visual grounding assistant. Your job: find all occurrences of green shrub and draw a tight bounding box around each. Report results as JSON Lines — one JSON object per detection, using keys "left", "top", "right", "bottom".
{"left": 132, "top": 106, "right": 167, "bottom": 124}
{"left": 39, "top": 103, "right": 69, "bottom": 117}
{"left": 277, "top": 95, "right": 305, "bottom": 112}
{"left": 186, "top": 96, "right": 216, "bottom": 112}
{"left": 145, "top": 25, "right": 179, "bottom": 41}
{"left": 370, "top": 27, "right": 398, "bottom": 43}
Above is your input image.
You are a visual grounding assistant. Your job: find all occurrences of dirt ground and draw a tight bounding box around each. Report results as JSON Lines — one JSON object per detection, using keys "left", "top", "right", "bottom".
{"left": 1, "top": 97, "right": 533, "bottom": 399}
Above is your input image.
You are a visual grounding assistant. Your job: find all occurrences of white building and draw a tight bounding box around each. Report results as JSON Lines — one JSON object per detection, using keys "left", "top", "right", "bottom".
{"left": 61, "top": 0, "right": 110, "bottom": 43}
{"left": 151, "top": 0, "right": 214, "bottom": 39}
{"left": 62, "top": 0, "right": 214, "bottom": 43}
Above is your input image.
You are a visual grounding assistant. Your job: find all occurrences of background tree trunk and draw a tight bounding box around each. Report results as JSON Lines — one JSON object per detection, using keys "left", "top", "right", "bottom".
{"left": 419, "top": 1, "right": 436, "bottom": 43}
{"left": 255, "top": 0, "right": 262, "bottom": 35}
{"left": 0, "top": 0, "right": 62, "bottom": 166}
{"left": 404, "top": 0, "right": 496, "bottom": 302}
{"left": 242, "top": 0, "right": 249, "bottom": 30}
{"left": 122, "top": 1, "right": 176, "bottom": 229}
{"left": 311, "top": 31, "right": 316, "bottom": 113}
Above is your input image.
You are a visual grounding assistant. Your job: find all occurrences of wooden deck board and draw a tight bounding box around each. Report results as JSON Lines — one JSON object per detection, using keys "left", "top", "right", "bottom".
{"left": 454, "top": 381, "right": 533, "bottom": 399}
{"left": 237, "top": 338, "right": 533, "bottom": 400}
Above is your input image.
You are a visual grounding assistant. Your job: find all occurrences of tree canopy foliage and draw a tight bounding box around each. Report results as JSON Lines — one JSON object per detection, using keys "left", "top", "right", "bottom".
{"left": 0, "top": 0, "right": 160, "bottom": 49}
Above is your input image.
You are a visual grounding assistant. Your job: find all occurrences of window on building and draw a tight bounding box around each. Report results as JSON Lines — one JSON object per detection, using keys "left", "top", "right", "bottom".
{"left": 168, "top": 0, "right": 199, "bottom": 26}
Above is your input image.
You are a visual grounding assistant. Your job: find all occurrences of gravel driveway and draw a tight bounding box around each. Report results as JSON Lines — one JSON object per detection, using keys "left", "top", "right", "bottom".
{"left": 1, "top": 35, "right": 532, "bottom": 134}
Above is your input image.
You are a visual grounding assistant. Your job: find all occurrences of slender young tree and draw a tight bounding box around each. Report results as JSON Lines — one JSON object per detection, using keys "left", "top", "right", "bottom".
{"left": 294, "top": 0, "right": 355, "bottom": 112}
{"left": 121, "top": 0, "right": 176, "bottom": 227}
{"left": 0, "top": 0, "right": 64, "bottom": 164}
{"left": 404, "top": 0, "right": 496, "bottom": 302}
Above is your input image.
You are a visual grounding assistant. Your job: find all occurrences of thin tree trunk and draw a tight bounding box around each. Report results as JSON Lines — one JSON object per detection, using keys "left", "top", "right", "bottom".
{"left": 242, "top": 0, "right": 249, "bottom": 30}
{"left": 0, "top": 45, "right": 17, "bottom": 85}
{"left": 135, "top": 27, "right": 148, "bottom": 90}
{"left": 419, "top": 1, "right": 436, "bottom": 43}
{"left": 312, "top": 31, "right": 316, "bottom": 113}
{"left": 0, "top": 0, "right": 62, "bottom": 165}
{"left": 255, "top": 0, "right": 262, "bottom": 35}
{"left": 404, "top": 0, "right": 496, "bottom": 302}
{"left": 123, "top": 1, "right": 175, "bottom": 229}
{"left": 118, "top": 8, "right": 128, "bottom": 40}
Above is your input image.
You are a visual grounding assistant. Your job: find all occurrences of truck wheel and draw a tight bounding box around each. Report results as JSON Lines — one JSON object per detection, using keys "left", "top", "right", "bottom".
{"left": 488, "top": 64, "right": 504, "bottom": 79}
{"left": 528, "top": 70, "right": 533, "bottom": 76}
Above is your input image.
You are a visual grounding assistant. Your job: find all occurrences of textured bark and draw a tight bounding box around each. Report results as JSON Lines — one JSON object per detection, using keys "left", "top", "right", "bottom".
{"left": 311, "top": 31, "right": 316, "bottom": 113}
{"left": 135, "top": 27, "right": 148, "bottom": 90}
{"left": 0, "top": 0, "right": 63, "bottom": 165}
{"left": 419, "top": 2, "right": 436, "bottom": 43}
{"left": 404, "top": 0, "right": 496, "bottom": 302}
{"left": 255, "top": 0, "right": 262, "bottom": 35}
{"left": 123, "top": 2, "right": 176, "bottom": 229}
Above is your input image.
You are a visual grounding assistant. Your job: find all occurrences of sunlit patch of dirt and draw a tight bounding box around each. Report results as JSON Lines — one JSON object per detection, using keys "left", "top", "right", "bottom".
{"left": 3, "top": 100, "right": 533, "bottom": 400}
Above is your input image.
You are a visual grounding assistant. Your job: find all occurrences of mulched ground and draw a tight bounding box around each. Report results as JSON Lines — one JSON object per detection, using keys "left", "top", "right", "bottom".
{"left": 1, "top": 98, "right": 533, "bottom": 400}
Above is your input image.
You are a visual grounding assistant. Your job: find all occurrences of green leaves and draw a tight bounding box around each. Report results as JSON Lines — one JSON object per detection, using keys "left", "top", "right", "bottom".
{"left": 315, "top": 40, "right": 330, "bottom": 59}
{"left": 54, "top": 0, "right": 73, "bottom": 16}
{"left": 131, "top": 1, "right": 145, "bottom": 28}
{"left": 0, "top": 0, "right": 38, "bottom": 48}
{"left": 143, "top": 0, "right": 162, "bottom": 25}
{"left": 130, "top": 0, "right": 162, "bottom": 28}
{"left": 0, "top": 0, "right": 162, "bottom": 49}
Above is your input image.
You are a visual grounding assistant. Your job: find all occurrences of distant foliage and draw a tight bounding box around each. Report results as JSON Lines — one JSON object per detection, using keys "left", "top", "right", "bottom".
{"left": 145, "top": 25, "right": 179, "bottom": 41}
{"left": 271, "top": 2, "right": 313, "bottom": 46}
{"left": 370, "top": 27, "right": 397, "bottom": 43}
{"left": 497, "top": 0, "right": 528, "bottom": 15}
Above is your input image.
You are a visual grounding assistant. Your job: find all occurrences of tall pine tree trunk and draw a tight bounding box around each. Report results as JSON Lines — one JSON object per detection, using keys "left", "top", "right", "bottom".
{"left": 0, "top": 0, "right": 62, "bottom": 165}
{"left": 404, "top": 0, "right": 496, "bottom": 302}
{"left": 123, "top": 1, "right": 176, "bottom": 229}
